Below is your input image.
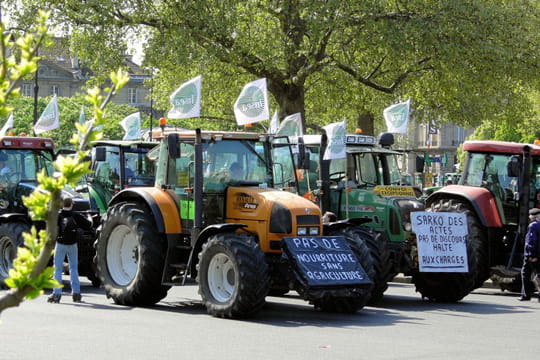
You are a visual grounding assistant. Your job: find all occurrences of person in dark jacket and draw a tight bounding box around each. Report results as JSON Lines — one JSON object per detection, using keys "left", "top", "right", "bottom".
{"left": 519, "top": 207, "right": 540, "bottom": 301}
{"left": 48, "top": 196, "right": 93, "bottom": 303}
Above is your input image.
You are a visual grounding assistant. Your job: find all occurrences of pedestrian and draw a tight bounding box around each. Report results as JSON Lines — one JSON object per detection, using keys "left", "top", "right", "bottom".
{"left": 48, "top": 196, "right": 93, "bottom": 303}
{"left": 518, "top": 207, "right": 540, "bottom": 301}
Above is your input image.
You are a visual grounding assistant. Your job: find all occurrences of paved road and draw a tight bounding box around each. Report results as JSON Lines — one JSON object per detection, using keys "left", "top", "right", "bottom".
{"left": 1, "top": 279, "right": 538, "bottom": 360}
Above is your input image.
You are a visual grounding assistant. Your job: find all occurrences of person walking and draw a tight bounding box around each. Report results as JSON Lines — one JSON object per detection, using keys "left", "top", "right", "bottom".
{"left": 48, "top": 196, "right": 93, "bottom": 303}
{"left": 518, "top": 207, "right": 540, "bottom": 301}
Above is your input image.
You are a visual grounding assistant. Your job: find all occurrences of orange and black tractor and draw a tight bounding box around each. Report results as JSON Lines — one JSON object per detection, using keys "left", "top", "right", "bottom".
{"left": 95, "top": 129, "right": 376, "bottom": 318}
{"left": 423, "top": 140, "right": 540, "bottom": 301}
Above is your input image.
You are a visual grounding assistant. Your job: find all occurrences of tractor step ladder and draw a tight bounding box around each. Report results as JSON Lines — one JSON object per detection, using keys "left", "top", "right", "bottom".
{"left": 162, "top": 235, "right": 192, "bottom": 286}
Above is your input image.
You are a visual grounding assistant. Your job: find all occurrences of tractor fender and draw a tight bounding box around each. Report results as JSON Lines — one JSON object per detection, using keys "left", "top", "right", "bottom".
{"left": 323, "top": 218, "right": 371, "bottom": 234}
{"left": 109, "top": 187, "right": 181, "bottom": 234}
{"left": 196, "top": 223, "right": 248, "bottom": 247}
{"left": 426, "top": 185, "right": 502, "bottom": 227}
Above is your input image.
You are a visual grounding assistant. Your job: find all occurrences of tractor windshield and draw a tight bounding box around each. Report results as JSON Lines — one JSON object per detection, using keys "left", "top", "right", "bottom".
{"left": 463, "top": 152, "right": 518, "bottom": 224}
{"left": 0, "top": 149, "right": 54, "bottom": 184}
{"left": 351, "top": 152, "right": 403, "bottom": 187}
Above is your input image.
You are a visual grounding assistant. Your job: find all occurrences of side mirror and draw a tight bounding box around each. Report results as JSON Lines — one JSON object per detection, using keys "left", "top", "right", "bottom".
{"left": 297, "top": 138, "right": 309, "bottom": 169}
{"left": 415, "top": 156, "right": 424, "bottom": 173}
{"left": 167, "top": 133, "right": 180, "bottom": 159}
{"left": 95, "top": 147, "right": 106, "bottom": 162}
{"left": 507, "top": 156, "right": 521, "bottom": 177}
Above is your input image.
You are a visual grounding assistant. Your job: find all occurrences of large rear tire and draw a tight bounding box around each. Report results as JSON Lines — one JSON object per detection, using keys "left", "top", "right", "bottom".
{"left": 313, "top": 226, "right": 376, "bottom": 312}
{"left": 197, "top": 232, "right": 269, "bottom": 318}
{"left": 96, "top": 202, "right": 170, "bottom": 306}
{"left": 412, "top": 199, "right": 488, "bottom": 302}
{"left": 0, "top": 222, "right": 30, "bottom": 287}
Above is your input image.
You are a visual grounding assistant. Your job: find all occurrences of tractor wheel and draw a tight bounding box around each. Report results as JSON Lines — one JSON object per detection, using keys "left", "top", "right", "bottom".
{"left": 197, "top": 232, "right": 270, "bottom": 318}
{"left": 412, "top": 199, "right": 489, "bottom": 302}
{"left": 96, "top": 202, "right": 170, "bottom": 306}
{"left": 0, "top": 222, "right": 30, "bottom": 287}
{"left": 313, "top": 226, "right": 376, "bottom": 312}
{"left": 353, "top": 226, "right": 393, "bottom": 305}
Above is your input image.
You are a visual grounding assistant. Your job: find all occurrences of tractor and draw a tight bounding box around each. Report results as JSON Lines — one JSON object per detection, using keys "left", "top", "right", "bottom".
{"left": 95, "top": 129, "right": 378, "bottom": 318}
{"left": 0, "top": 136, "right": 98, "bottom": 287}
{"left": 78, "top": 140, "right": 157, "bottom": 214}
{"left": 299, "top": 132, "right": 424, "bottom": 303}
{"left": 423, "top": 140, "right": 540, "bottom": 300}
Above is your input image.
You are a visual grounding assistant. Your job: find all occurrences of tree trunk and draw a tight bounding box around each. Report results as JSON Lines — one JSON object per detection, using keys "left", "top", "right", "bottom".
{"left": 357, "top": 112, "right": 375, "bottom": 136}
{"left": 268, "top": 81, "right": 306, "bottom": 131}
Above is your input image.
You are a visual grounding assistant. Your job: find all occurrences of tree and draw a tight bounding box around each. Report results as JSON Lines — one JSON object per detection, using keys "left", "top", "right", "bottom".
{"left": 0, "top": 10, "right": 129, "bottom": 315}
{"left": 4, "top": 1, "right": 540, "bottom": 134}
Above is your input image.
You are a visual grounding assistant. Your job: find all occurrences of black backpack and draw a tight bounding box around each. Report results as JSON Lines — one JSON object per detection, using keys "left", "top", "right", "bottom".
{"left": 59, "top": 214, "right": 79, "bottom": 245}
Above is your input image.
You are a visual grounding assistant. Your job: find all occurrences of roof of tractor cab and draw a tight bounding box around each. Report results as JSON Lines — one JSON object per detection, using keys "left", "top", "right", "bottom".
{"left": 91, "top": 139, "right": 158, "bottom": 148}
{"left": 0, "top": 136, "right": 55, "bottom": 150}
{"left": 463, "top": 140, "right": 540, "bottom": 156}
{"left": 153, "top": 129, "right": 266, "bottom": 141}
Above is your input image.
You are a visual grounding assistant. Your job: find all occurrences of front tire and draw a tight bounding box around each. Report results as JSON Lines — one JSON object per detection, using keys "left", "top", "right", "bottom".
{"left": 412, "top": 199, "right": 488, "bottom": 302}
{"left": 313, "top": 226, "right": 376, "bottom": 312}
{"left": 197, "top": 232, "right": 269, "bottom": 318}
{"left": 96, "top": 202, "right": 170, "bottom": 305}
{"left": 0, "top": 222, "right": 30, "bottom": 287}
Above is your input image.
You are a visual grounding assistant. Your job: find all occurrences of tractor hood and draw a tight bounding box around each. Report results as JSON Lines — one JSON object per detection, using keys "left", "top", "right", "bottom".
{"left": 225, "top": 186, "right": 321, "bottom": 222}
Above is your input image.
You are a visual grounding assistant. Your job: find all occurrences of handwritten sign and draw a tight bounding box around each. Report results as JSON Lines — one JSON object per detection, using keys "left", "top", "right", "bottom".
{"left": 373, "top": 185, "right": 416, "bottom": 197}
{"left": 411, "top": 212, "right": 469, "bottom": 272}
{"left": 282, "top": 236, "right": 371, "bottom": 286}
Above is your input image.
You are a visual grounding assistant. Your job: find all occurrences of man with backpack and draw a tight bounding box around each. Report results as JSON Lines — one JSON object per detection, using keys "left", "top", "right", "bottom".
{"left": 48, "top": 196, "right": 93, "bottom": 303}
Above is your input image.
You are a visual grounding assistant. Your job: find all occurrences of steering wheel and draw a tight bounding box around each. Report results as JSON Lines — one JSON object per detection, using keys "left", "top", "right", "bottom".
{"left": 4, "top": 172, "right": 21, "bottom": 184}
{"left": 329, "top": 171, "right": 346, "bottom": 182}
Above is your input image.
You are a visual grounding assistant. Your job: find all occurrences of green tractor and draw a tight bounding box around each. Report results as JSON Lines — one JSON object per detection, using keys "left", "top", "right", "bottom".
{"left": 300, "top": 132, "right": 424, "bottom": 303}
{"left": 78, "top": 140, "right": 157, "bottom": 214}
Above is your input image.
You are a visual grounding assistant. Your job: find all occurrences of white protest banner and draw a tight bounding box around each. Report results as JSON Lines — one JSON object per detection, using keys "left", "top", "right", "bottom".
{"left": 34, "top": 94, "right": 59, "bottom": 134}
{"left": 383, "top": 99, "right": 410, "bottom": 134}
{"left": 168, "top": 75, "right": 202, "bottom": 119}
{"left": 269, "top": 110, "right": 279, "bottom": 134}
{"left": 411, "top": 211, "right": 469, "bottom": 272}
{"left": 0, "top": 113, "right": 14, "bottom": 137}
{"left": 120, "top": 112, "right": 141, "bottom": 140}
{"left": 233, "top": 78, "right": 269, "bottom": 125}
{"left": 276, "top": 112, "right": 303, "bottom": 137}
{"left": 322, "top": 120, "right": 346, "bottom": 160}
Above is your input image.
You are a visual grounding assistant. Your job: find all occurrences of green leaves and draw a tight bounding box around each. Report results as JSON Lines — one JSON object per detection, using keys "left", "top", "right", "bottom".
{"left": 4, "top": 228, "right": 61, "bottom": 297}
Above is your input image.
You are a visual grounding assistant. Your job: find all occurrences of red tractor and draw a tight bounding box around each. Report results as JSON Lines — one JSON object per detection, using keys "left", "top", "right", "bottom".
{"left": 423, "top": 140, "right": 540, "bottom": 300}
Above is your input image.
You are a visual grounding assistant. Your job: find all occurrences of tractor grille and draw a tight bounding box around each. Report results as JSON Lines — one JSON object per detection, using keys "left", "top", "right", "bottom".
{"left": 296, "top": 215, "right": 320, "bottom": 225}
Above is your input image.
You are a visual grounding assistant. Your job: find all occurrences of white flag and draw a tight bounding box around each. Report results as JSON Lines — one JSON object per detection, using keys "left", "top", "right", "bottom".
{"left": 323, "top": 120, "right": 346, "bottom": 160}
{"left": 383, "top": 99, "right": 410, "bottom": 134}
{"left": 0, "top": 113, "right": 14, "bottom": 137}
{"left": 120, "top": 112, "right": 141, "bottom": 140}
{"left": 34, "top": 94, "right": 59, "bottom": 134}
{"left": 233, "top": 78, "right": 269, "bottom": 125}
{"left": 168, "top": 75, "right": 202, "bottom": 119}
{"left": 269, "top": 110, "right": 279, "bottom": 134}
{"left": 77, "top": 106, "right": 85, "bottom": 139}
{"left": 276, "top": 112, "right": 303, "bottom": 137}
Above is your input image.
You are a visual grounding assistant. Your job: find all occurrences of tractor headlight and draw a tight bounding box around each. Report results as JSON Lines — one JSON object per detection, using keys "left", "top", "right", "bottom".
{"left": 297, "top": 227, "right": 307, "bottom": 235}
{"left": 309, "top": 227, "right": 320, "bottom": 235}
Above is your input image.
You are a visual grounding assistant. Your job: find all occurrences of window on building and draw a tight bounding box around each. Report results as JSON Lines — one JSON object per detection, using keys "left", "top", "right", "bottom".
{"left": 50, "top": 85, "right": 60, "bottom": 96}
{"left": 128, "top": 88, "right": 138, "bottom": 105}
{"left": 22, "top": 83, "right": 33, "bottom": 97}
